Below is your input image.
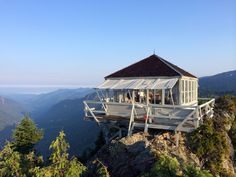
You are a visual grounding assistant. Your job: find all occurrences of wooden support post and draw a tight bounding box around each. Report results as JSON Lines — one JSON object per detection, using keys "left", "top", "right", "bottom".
{"left": 154, "top": 89, "right": 156, "bottom": 104}
{"left": 175, "top": 131, "right": 180, "bottom": 147}
{"left": 144, "top": 107, "right": 149, "bottom": 133}
{"left": 127, "top": 91, "right": 135, "bottom": 137}
{"left": 105, "top": 89, "right": 109, "bottom": 102}
{"left": 162, "top": 89, "right": 165, "bottom": 105}
{"left": 101, "top": 124, "right": 109, "bottom": 144}
{"left": 119, "top": 129, "right": 122, "bottom": 138}
{"left": 83, "top": 101, "right": 100, "bottom": 125}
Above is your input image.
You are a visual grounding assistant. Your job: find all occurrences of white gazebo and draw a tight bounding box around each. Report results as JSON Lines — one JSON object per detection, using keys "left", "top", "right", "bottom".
{"left": 84, "top": 54, "right": 215, "bottom": 138}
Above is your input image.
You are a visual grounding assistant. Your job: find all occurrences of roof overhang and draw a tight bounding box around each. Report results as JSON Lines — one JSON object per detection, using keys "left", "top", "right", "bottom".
{"left": 96, "top": 78, "right": 178, "bottom": 90}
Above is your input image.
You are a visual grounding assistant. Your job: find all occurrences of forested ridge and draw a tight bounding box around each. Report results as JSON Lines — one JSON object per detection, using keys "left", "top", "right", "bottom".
{"left": 1, "top": 96, "right": 236, "bottom": 177}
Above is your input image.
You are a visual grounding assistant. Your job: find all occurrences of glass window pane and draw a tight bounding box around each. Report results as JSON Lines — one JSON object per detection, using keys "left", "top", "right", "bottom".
{"left": 181, "top": 80, "right": 184, "bottom": 92}
{"left": 185, "top": 91, "right": 188, "bottom": 103}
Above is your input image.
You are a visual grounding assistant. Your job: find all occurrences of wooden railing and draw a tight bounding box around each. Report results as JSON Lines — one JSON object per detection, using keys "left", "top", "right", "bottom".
{"left": 198, "top": 98, "right": 215, "bottom": 120}
{"left": 83, "top": 98, "right": 215, "bottom": 133}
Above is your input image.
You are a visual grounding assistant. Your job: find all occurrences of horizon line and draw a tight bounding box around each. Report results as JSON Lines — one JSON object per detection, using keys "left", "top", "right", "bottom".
{"left": 0, "top": 84, "right": 95, "bottom": 88}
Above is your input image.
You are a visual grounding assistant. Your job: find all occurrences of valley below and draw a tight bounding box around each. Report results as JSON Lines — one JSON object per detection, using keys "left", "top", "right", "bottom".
{"left": 0, "top": 88, "right": 99, "bottom": 157}
{"left": 0, "top": 70, "right": 236, "bottom": 176}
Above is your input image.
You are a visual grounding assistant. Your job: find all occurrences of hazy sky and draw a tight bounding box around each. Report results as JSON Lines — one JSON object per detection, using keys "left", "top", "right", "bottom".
{"left": 0, "top": 0, "right": 235, "bottom": 87}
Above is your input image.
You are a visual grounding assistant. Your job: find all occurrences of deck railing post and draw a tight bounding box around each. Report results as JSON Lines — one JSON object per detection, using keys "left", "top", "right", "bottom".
{"left": 96, "top": 90, "right": 107, "bottom": 113}
{"left": 195, "top": 106, "right": 199, "bottom": 128}
{"left": 144, "top": 106, "right": 149, "bottom": 133}
{"left": 83, "top": 101, "right": 100, "bottom": 125}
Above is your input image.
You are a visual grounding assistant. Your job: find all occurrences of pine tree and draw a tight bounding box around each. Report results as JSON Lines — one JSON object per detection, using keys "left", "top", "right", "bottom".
{"left": 86, "top": 159, "right": 110, "bottom": 177}
{"left": 49, "top": 130, "right": 69, "bottom": 176}
{"left": 21, "top": 151, "right": 44, "bottom": 176}
{"left": 13, "top": 116, "right": 43, "bottom": 153}
{"left": 65, "top": 158, "right": 87, "bottom": 177}
{"left": 0, "top": 142, "right": 24, "bottom": 177}
{"left": 49, "top": 130, "right": 86, "bottom": 176}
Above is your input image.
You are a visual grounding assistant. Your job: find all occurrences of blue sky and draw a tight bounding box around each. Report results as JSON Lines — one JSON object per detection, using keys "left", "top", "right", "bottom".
{"left": 0, "top": 0, "right": 235, "bottom": 87}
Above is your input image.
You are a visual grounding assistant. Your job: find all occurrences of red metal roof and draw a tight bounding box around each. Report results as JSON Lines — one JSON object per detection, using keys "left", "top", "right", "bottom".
{"left": 105, "top": 54, "right": 197, "bottom": 79}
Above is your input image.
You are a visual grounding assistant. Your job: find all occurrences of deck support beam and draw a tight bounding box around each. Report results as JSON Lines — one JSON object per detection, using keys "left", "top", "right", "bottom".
{"left": 127, "top": 90, "right": 135, "bottom": 137}
{"left": 175, "top": 131, "right": 180, "bottom": 147}
{"left": 144, "top": 107, "right": 150, "bottom": 133}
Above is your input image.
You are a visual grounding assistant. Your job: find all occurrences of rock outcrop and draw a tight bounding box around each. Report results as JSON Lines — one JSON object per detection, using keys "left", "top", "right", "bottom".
{"left": 92, "top": 132, "right": 200, "bottom": 177}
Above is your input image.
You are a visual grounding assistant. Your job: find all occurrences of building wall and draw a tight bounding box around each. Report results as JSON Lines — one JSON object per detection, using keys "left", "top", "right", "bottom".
{"left": 179, "top": 77, "right": 198, "bottom": 105}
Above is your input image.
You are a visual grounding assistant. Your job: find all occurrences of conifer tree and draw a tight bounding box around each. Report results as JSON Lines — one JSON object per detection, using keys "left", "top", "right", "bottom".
{"left": 86, "top": 159, "right": 110, "bottom": 177}
{"left": 65, "top": 157, "right": 87, "bottom": 177}
{"left": 21, "top": 151, "right": 44, "bottom": 176}
{"left": 49, "top": 130, "right": 86, "bottom": 176}
{"left": 13, "top": 116, "right": 43, "bottom": 153}
{"left": 49, "top": 130, "right": 69, "bottom": 176}
{"left": 0, "top": 142, "right": 24, "bottom": 177}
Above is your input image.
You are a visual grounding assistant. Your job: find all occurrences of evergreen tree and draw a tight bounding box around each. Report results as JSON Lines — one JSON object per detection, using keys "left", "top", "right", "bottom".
{"left": 65, "top": 158, "right": 87, "bottom": 177}
{"left": 94, "top": 131, "right": 106, "bottom": 151}
{"left": 13, "top": 116, "right": 43, "bottom": 153}
{"left": 21, "top": 151, "right": 44, "bottom": 176}
{"left": 80, "top": 130, "right": 106, "bottom": 162}
{"left": 0, "top": 142, "right": 24, "bottom": 177}
{"left": 86, "top": 159, "right": 110, "bottom": 177}
{"left": 48, "top": 130, "right": 86, "bottom": 177}
{"left": 140, "top": 154, "right": 180, "bottom": 177}
{"left": 49, "top": 130, "right": 69, "bottom": 176}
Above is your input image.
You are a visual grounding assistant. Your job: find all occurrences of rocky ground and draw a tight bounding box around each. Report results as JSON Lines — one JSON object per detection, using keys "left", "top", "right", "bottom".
{"left": 91, "top": 132, "right": 201, "bottom": 177}
{"left": 88, "top": 96, "right": 236, "bottom": 177}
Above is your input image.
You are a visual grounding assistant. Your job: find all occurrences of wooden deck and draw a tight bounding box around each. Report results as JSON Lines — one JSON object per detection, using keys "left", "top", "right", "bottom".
{"left": 84, "top": 98, "right": 215, "bottom": 135}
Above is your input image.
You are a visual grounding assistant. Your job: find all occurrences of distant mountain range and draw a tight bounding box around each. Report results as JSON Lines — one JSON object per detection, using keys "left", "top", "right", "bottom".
{"left": 0, "top": 70, "right": 236, "bottom": 156}
{"left": 199, "top": 70, "right": 236, "bottom": 96}
{"left": 6, "top": 88, "right": 94, "bottom": 117}
{"left": 0, "top": 96, "right": 26, "bottom": 130}
{"left": 0, "top": 88, "right": 97, "bottom": 155}
{"left": 35, "top": 97, "right": 99, "bottom": 158}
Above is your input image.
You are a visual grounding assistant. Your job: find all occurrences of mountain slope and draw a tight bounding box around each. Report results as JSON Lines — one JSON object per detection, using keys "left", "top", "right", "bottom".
{"left": 35, "top": 97, "right": 100, "bottom": 158}
{"left": 0, "top": 96, "right": 26, "bottom": 130}
{"left": 199, "top": 70, "right": 236, "bottom": 96}
{"left": 0, "top": 90, "right": 99, "bottom": 157}
{"left": 6, "top": 88, "right": 94, "bottom": 118}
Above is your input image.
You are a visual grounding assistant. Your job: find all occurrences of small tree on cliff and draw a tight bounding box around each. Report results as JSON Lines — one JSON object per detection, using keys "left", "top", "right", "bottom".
{"left": 0, "top": 142, "right": 24, "bottom": 177}
{"left": 13, "top": 116, "right": 43, "bottom": 153}
{"left": 48, "top": 130, "right": 86, "bottom": 176}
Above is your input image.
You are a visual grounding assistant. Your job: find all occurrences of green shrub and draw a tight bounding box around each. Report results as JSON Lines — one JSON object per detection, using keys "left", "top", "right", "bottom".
{"left": 215, "top": 96, "right": 236, "bottom": 114}
{"left": 229, "top": 119, "right": 236, "bottom": 163}
{"left": 187, "top": 119, "right": 230, "bottom": 175}
{"left": 140, "top": 154, "right": 180, "bottom": 177}
{"left": 183, "top": 165, "right": 213, "bottom": 177}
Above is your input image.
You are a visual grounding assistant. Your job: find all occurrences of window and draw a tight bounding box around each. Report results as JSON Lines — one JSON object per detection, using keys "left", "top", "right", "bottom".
{"left": 185, "top": 80, "right": 188, "bottom": 103}
{"left": 191, "top": 81, "right": 194, "bottom": 101}
{"left": 191, "top": 80, "right": 198, "bottom": 102}
{"left": 181, "top": 79, "right": 198, "bottom": 104}
{"left": 181, "top": 80, "right": 185, "bottom": 104}
{"left": 189, "top": 81, "right": 192, "bottom": 102}
{"left": 195, "top": 81, "right": 198, "bottom": 101}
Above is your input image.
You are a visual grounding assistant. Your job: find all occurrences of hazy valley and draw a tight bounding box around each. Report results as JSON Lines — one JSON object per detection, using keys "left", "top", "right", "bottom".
{"left": 1, "top": 70, "right": 236, "bottom": 157}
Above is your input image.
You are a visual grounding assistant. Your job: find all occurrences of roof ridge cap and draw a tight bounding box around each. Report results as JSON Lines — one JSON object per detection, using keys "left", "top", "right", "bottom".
{"left": 159, "top": 57, "right": 183, "bottom": 76}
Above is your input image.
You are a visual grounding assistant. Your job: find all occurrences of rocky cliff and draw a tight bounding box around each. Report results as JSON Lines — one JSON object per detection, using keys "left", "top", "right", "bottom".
{"left": 88, "top": 96, "right": 236, "bottom": 177}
